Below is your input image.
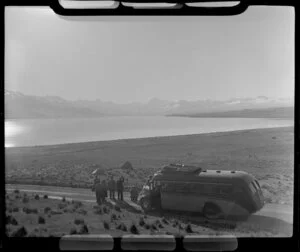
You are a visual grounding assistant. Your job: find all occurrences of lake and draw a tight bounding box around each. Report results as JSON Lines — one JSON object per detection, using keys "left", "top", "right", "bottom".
{"left": 5, "top": 116, "right": 294, "bottom": 147}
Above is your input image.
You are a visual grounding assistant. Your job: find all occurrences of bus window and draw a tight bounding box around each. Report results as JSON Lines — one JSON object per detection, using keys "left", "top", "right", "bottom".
{"left": 254, "top": 180, "right": 261, "bottom": 190}
{"left": 220, "top": 185, "right": 233, "bottom": 195}
{"left": 249, "top": 182, "right": 256, "bottom": 194}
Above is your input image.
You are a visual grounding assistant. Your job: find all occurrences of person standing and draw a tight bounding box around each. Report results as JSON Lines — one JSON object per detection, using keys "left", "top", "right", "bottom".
{"left": 117, "top": 176, "right": 124, "bottom": 201}
{"left": 102, "top": 179, "right": 108, "bottom": 199}
{"left": 95, "top": 179, "right": 103, "bottom": 205}
{"left": 108, "top": 176, "right": 116, "bottom": 200}
{"left": 101, "top": 180, "right": 107, "bottom": 202}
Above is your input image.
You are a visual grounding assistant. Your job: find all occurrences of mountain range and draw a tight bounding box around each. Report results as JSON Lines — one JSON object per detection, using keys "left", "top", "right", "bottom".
{"left": 5, "top": 90, "right": 293, "bottom": 119}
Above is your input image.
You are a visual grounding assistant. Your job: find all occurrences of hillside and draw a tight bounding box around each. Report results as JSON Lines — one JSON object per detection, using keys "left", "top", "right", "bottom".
{"left": 168, "top": 107, "right": 294, "bottom": 119}
{"left": 5, "top": 90, "right": 293, "bottom": 119}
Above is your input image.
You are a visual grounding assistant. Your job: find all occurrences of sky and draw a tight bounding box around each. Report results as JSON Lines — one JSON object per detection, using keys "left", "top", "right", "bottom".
{"left": 5, "top": 6, "right": 294, "bottom": 103}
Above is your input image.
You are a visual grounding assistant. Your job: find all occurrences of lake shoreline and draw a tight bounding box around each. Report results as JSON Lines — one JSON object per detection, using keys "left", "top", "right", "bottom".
{"left": 6, "top": 125, "right": 294, "bottom": 149}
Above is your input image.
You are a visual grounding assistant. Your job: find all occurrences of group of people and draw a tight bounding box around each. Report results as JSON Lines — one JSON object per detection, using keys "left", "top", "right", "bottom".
{"left": 94, "top": 175, "right": 125, "bottom": 205}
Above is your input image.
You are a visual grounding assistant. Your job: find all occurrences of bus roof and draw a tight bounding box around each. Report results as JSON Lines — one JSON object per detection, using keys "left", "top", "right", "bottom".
{"left": 153, "top": 168, "right": 254, "bottom": 184}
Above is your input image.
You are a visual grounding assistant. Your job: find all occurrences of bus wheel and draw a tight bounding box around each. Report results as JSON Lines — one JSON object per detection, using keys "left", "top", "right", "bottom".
{"left": 203, "top": 203, "right": 223, "bottom": 220}
{"left": 140, "top": 198, "right": 151, "bottom": 212}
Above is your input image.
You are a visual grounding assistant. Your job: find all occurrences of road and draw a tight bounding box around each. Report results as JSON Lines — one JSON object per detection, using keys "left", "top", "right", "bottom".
{"left": 5, "top": 183, "right": 293, "bottom": 234}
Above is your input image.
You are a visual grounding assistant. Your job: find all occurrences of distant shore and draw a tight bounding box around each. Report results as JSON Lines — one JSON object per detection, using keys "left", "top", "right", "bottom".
{"left": 6, "top": 126, "right": 294, "bottom": 205}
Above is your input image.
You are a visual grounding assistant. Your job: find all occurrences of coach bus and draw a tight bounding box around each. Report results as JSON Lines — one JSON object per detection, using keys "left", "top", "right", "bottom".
{"left": 137, "top": 164, "right": 265, "bottom": 219}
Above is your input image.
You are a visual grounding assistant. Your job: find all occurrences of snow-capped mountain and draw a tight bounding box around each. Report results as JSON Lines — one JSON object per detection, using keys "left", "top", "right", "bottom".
{"left": 4, "top": 90, "right": 293, "bottom": 119}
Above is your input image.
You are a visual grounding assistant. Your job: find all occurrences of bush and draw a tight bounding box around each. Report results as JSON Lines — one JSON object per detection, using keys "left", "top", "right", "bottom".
{"left": 103, "top": 220, "right": 110, "bottom": 230}
{"left": 44, "top": 207, "right": 51, "bottom": 214}
{"left": 114, "top": 205, "right": 121, "bottom": 212}
{"left": 72, "top": 201, "right": 83, "bottom": 209}
{"left": 11, "top": 226, "right": 27, "bottom": 237}
{"left": 139, "top": 217, "right": 145, "bottom": 227}
{"left": 34, "top": 194, "right": 40, "bottom": 200}
{"left": 38, "top": 216, "right": 46, "bottom": 224}
{"left": 62, "top": 197, "right": 66, "bottom": 202}
{"left": 94, "top": 208, "right": 103, "bottom": 215}
{"left": 77, "top": 209, "right": 87, "bottom": 215}
{"left": 102, "top": 206, "right": 109, "bottom": 214}
{"left": 50, "top": 210, "right": 63, "bottom": 215}
{"left": 74, "top": 218, "right": 85, "bottom": 225}
{"left": 111, "top": 213, "right": 117, "bottom": 221}
{"left": 43, "top": 195, "right": 48, "bottom": 199}
{"left": 144, "top": 223, "right": 150, "bottom": 230}
{"left": 69, "top": 227, "right": 77, "bottom": 235}
{"left": 116, "top": 223, "right": 127, "bottom": 232}
{"left": 151, "top": 223, "right": 157, "bottom": 231}
{"left": 130, "top": 224, "right": 139, "bottom": 234}
{"left": 155, "top": 220, "right": 163, "bottom": 229}
{"left": 161, "top": 217, "right": 169, "bottom": 225}
{"left": 14, "top": 189, "right": 20, "bottom": 194}
{"left": 6, "top": 215, "right": 18, "bottom": 225}
{"left": 12, "top": 207, "right": 19, "bottom": 213}
{"left": 23, "top": 207, "right": 38, "bottom": 214}
{"left": 78, "top": 224, "right": 89, "bottom": 234}
{"left": 22, "top": 197, "right": 29, "bottom": 204}
{"left": 185, "top": 224, "right": 193, "bottom": 233}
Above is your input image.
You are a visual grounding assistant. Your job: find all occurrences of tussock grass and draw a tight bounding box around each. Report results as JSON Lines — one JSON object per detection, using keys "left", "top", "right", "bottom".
{"left": 74, "top": 218, "right": 85, "bottom": 225}
{"left": 38, "top": 216, "right": 46, "bottom": 224}
{"left": 11, "top": 226, "right": 27, "bottom": 237}
{"left": 103, "top": 220, "right": 110, "bottom": 230}
{"left": 139, "top": 217, "right": 146, "bottom": 227}
{"left": 44, "top": 207, "right": 51, "bottom": 214}
{"left": 116, "top": 222, "right": 127, "bottom": 232}
{"left": 6, "top": 215, "right": 18, "bottom": 225}
{"left": 130, "top": 224, "right": 139, "bottom": 234}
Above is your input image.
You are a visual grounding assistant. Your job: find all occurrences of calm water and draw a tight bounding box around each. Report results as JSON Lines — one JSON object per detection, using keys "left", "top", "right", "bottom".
{"left": 5, "top": 116, "right": 293, "bottom": 147}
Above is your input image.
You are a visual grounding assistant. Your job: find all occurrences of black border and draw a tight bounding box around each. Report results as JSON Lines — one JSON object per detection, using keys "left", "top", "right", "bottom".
{"left": 1, "top": 0, "right": 299, "bottom": 251}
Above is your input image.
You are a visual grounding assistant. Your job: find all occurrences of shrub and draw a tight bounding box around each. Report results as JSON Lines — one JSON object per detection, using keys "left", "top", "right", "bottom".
{"left": 74, "top": 218, "right": 85, "bottom": 225}
{"left": 12, "top": 207, "right": 19, "bottom": 213}
{"left": 38, "top": 216, "right": 46, "bottom": 224}
{"left": 139, "top": 217, "right": 145, "bottom": 227}
{"left": 50, "top": 210, "right": 63, "bottom": 215}
{"left": 102, "top": 206, "right": 109, "bottom": 214}
{"left": 22, "top": 197, "right": 29, "bottom": 204}
{"left": 114, "top": 205, "right": 121, "bottom": 212}
{"left": 6, "top": 215, "right": 18, "bottom": 225}
{"left": 116, "top": 223, "right": 127, "bottom": 232}
{"left": 94, "top": 208, "right": 103, "bottom": 215}
{"left": 34, "top": 194, "right": 40, "bottom": 200}
{"left": 69, "top": 227, "right": 77, "bottom": 235}
{"left": 11, "top": 226, "right": 27, "bottom": 237}
{"left": 111, "top": 213, "right": 117, "bottom": 221}
{"left": 103, "top": 220, "right": 110, "bottom": 230}
{"left": 130, "top": 224, "right": 139, "bottom": 234}
{"left": 151, "top": 223, "right": 157, "bottom": 231}
{"left": 185, "top": 224, "right": 193, "bottom": 233}
{"left": 14, "top": 189, "right": 20, "bottom": 194}
{"left": 161, "top": 217, "right": 169, "bottom": 225}
{"left": 155, "top": 220, "right": 163, "bottom": 229}
{"left": 78, "top": 225, "right": 89, "bottom": 234}
{"left": 72, "top": 201, "right": 83, "bottom": 209}
{"left": 44, "top": 207, "right": 51, "bottom": 214}
{"left": 23, "top": 207, "right": 38, "bottom": 214}
{"left": 144, "top": 223, "right": 150, "bottom": 230}
{"left": 43, "top": 195, "right": 48, "bottom": 199}
{"left": 77, "top": 209, "right": 87, "bottom": 215}
{"left": 62, "top": 197, "right": 66, "bottom": 202}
